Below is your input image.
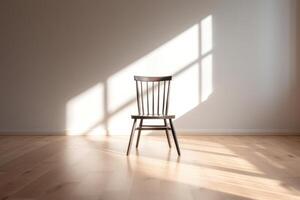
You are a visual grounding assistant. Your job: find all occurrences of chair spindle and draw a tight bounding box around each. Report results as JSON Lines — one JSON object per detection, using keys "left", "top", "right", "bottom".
{"left": 146, "top": 82, "right": 149, "bottom": 115}
{"left": 162, "top": 81, "right": 166, "bottom": 115}
{"left": 157, "top": 81, "right": 160, "bottom": 115}
{"left": 140, "top": 81, "right": 144, "bottom": 115}
{"left": 136, "top": 81, "right": 141, "bottom": 115}
{"left": 165, "top": 80, "right": 170, "bottom": 115}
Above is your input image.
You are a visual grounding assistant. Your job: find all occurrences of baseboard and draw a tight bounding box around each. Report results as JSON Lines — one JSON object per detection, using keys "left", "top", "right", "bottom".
{"left": 175, "top": 129, "right": 300, "bottom": 135}
{"left": 0, "top": 131, "right": 67, "bottom": 136}
{"left": 0, "top": 129, "right": 299, "bottom": 136}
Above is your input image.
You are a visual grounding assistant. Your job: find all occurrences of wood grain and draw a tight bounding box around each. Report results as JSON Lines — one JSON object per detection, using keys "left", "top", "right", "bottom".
{"left": 0, "top": 135, "right": 299, "bottom": 200}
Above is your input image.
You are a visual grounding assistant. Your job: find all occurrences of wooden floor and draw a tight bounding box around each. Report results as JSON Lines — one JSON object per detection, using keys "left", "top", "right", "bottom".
{"left": 0, "top": 135, "right": 300, "bottom": 200}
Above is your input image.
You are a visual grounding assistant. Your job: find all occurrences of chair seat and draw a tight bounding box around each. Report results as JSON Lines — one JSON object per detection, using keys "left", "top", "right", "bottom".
{"left": 131, "top": 114, "right": 175, "bottom": 119}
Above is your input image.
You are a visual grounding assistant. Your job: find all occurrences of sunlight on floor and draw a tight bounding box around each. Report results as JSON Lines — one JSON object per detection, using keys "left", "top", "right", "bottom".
{"left": 77, "top": 134, "right": 300, "bottom": 200}
{"left": 122, "top": 136, "right": 300, "bottom": 200}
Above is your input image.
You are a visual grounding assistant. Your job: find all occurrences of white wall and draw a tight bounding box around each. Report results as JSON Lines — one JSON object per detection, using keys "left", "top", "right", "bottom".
{"left": 0, "top": 0, "right": 299, "bottom": 135}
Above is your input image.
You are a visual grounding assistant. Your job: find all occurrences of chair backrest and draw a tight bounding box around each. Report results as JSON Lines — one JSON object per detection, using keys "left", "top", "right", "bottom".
{"left": 134, "top": 75, "right": 172, "bottom": 116}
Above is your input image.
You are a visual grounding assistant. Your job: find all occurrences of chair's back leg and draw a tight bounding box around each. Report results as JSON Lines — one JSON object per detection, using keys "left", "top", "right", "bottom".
{"left": 127, "top": 119, "right": 138, "bottom": 156}
{"left": 136, "top": 119, "right": 143, "bottom": 148}
{"left": 169, "top": 119, "right": 181, "bottom": 156}
{"left": 164, "top": 119, "right": 171, "bottom": 148}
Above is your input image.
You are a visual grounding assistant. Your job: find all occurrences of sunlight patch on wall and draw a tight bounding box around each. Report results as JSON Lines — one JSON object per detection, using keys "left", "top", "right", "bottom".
{"left": 201, "top": 15, "right": 213, "bottom": 102}
{"left": 201, "top": 54, "right": 213, "bottom": 102}
{"left": 106, "top": 24, "right": 200, "bottom": 134}
{"left": 107, "top": 101, "right": 136, "bottom": 134}
{"left": 171, "top": 63, "right": 200, "bottom": 117}
{"left": 65, "top": 18, "right": 215, "bottom": 135}
{"left": 66, "top": 83, "right": 105, "bottom": 135}
{"left": 107, "top": 24, "right": 199, "bottom": 114}
{"left": 201, "top": 15, "right": 213, "bottom": 55}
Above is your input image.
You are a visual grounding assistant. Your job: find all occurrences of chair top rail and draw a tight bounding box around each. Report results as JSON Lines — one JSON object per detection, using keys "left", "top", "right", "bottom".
{"left": 134, "top": 76, "right": 172, "bottom": 82}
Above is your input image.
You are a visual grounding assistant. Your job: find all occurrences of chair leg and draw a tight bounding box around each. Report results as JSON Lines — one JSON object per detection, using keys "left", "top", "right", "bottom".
{"left": 136, "top": 119, "right": 143, "bottom": 148}
{"left": 126, "top": 119, "right": 137, "bottom": 156}
{"left": 164, "top": 119, "right": 171, "bottom": 148}
{"left": 169, "top": 119, "right": 181, "bottom": 156}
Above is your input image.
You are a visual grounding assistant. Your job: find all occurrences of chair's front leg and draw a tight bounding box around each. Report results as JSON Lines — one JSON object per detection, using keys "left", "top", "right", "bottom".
{"left": 126, "top": 119, "right": 137, "bottom": 156}
{"left": 164, "top": 119, "right": 171, "bottom": 148}
{"left": 169, "top": 119, "right": 181, "bottom": 156}
{"left": 135, "top": 119, "right": 143, "bottom": 148}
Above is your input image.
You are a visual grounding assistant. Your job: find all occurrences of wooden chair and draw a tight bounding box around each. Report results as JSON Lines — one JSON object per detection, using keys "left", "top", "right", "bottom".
{"left": 126, "top": 75, "right": 181, "bottom": 156}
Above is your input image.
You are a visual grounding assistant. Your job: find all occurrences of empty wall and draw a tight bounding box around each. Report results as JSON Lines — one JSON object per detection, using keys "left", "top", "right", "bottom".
{"left": 0, "top": 0, "right": 299, "bottom": 135}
